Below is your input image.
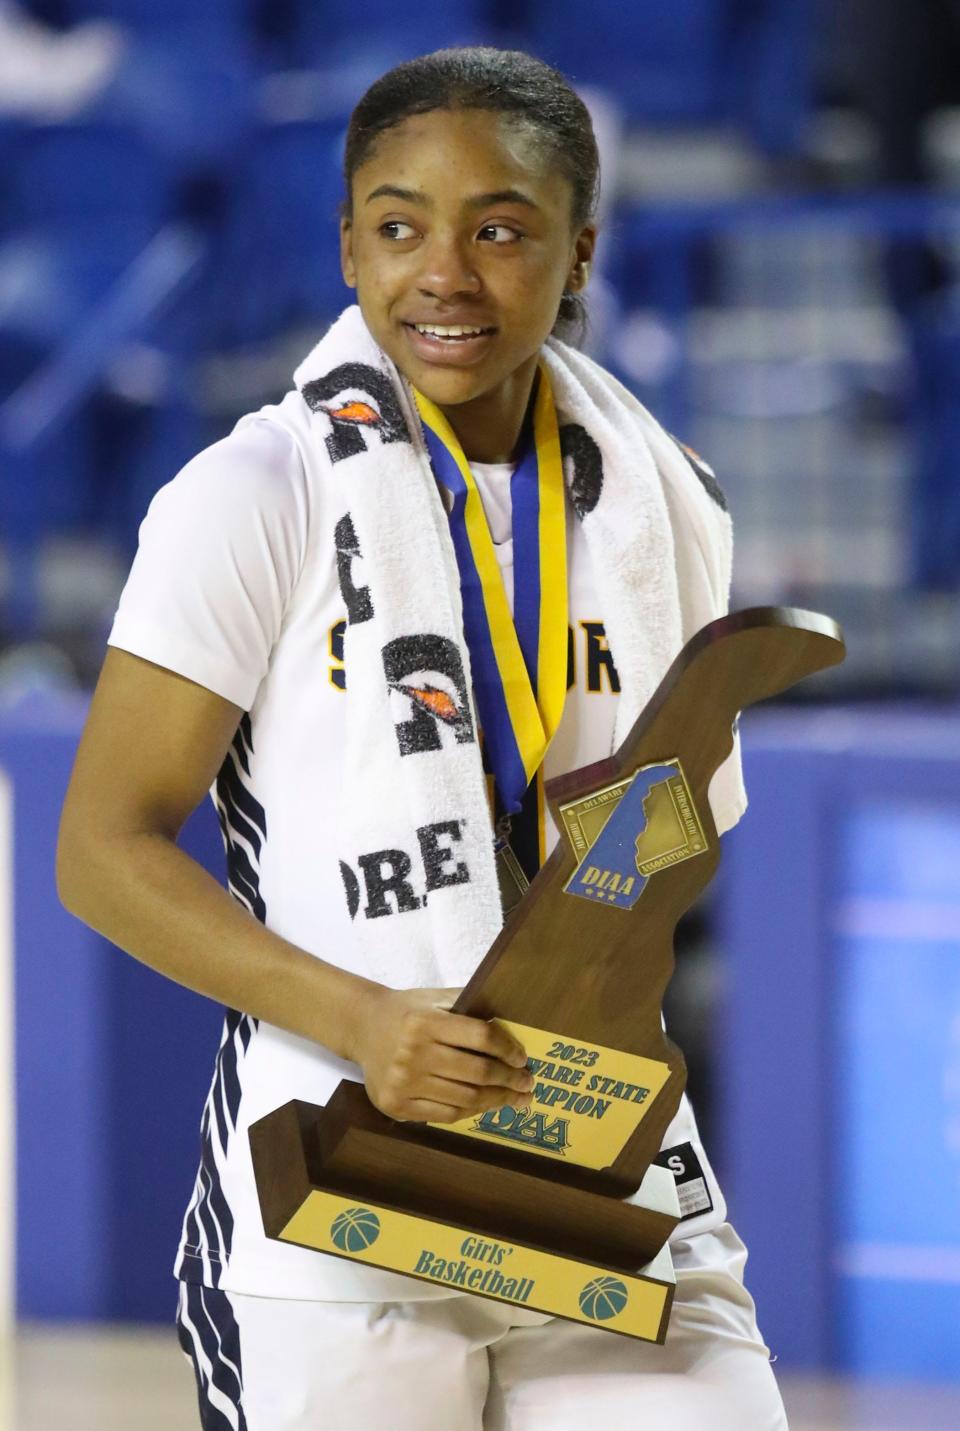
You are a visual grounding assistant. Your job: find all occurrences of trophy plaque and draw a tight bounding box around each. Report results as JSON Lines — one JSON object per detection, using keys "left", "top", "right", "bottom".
{"left": 250, "top": 606, "right": 845, "bottom": 1342}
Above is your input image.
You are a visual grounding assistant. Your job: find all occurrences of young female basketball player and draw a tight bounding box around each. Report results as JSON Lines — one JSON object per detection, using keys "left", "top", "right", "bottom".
{"left": 58, "top": 47, "right": 789, "bottom": 1431}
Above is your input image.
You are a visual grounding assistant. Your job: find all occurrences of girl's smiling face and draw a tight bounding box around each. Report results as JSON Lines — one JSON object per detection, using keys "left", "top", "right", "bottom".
{"left": 341, "top": 107, "right": 595, "bottom": 455}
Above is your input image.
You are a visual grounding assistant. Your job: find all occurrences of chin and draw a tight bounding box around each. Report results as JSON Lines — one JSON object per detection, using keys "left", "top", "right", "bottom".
{"left": 404, "top": 366, "right": 492, "bottom": 407}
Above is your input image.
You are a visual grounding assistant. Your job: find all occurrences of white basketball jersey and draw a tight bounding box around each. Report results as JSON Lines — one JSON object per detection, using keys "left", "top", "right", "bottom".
{"left": 108, "top": 390, "right": 736, "bottom": 1300}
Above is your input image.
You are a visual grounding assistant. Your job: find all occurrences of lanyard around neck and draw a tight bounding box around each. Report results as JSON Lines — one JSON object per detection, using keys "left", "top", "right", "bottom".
{"left": 414, "top": 365, "right": 568, "bottom": 813}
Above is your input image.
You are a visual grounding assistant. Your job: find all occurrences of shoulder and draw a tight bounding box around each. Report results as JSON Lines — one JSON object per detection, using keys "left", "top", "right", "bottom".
{"left": 165, "top": 397, "right": 309, "bottom": 513}
{"left": 111, "top": 398, "right": 320, "bottom": 709}
{"left": 140, "top": 395, "right": 319, "bottom": 576}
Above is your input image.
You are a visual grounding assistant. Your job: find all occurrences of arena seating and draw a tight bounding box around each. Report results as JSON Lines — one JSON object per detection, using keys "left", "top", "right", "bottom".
{"left": 521, "top": 0, "right": 813, "bottom": 151}
{"left": 281, "top": 0, "right": 489, "bottom": 71}
{"left": 909, "top": 305, "right": 960, "bottom": 590}
{"left": 2, "top": 118, "right": 173, "bottom": 321}
{"left": 4, "top": 0, "right": 957, "bottom": 657}
{"left": 59, "top": 0, "right": 246, "bottom": 45}
{"left": 0, "top": 121, "right": 176, "bottom": 552}
{"left": 201, "top": 114, "right": 349, "bottom": 351}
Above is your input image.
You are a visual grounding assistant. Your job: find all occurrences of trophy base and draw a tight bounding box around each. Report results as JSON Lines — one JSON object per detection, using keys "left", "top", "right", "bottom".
{"left": 279, "top": 1182, "right": 676, "bottom": 1343}
{"left": 250, "top": 1099, "right": 680, "bottom": 1344}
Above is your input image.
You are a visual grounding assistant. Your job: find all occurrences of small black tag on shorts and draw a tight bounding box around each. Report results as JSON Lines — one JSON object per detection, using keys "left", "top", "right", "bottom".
{"left": 654, "top": 1141, "right": 714, "bottom": 1221}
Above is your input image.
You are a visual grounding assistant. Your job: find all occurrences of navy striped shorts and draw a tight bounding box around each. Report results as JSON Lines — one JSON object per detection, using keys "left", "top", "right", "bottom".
{"left": 176, "top": 1281, "right": 247, "bottom": 1431}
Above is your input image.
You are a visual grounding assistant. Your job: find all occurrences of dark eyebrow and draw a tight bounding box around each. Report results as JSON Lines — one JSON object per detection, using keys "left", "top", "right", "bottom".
{"left": 365, "top": 184, "right": 430, "bottom": 206}
{"left": 466, "top": 189, "right": 539, "bottom": 211}
{"left": 364, "top": 184, "right": 540, "bottom": 211}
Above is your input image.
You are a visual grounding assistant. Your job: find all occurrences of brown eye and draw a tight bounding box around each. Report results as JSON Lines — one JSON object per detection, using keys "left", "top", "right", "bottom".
{"left": 380, "top": 221, "right": 417, "bottom": 240}
{"left": 478, "top": 224, "right": 522, "bottom": 243}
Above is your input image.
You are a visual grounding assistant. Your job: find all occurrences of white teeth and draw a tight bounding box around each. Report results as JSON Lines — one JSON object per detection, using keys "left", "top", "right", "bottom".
{"left": 415, "top": 324, "right": 487, "bottom": 338}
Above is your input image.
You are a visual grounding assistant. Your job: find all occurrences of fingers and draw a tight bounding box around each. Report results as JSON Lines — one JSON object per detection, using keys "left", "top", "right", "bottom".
{"left": 431, "top": 1011, "right": 529, "bottom": 1069}
{"left": 394, "top": 1086, "right": 527, "bottom": 1125}
{"left": 360, "top": 991, "right": 534, "bottom": 1127}
{"left": 372, "top": 1066, "right": 529, "bottom": 1123}
{"left": 419, "top": 1074, "right": 528, "bottom": 1112}
{"left": 430, "top": 1043, "right": 534, "bottom": 1096}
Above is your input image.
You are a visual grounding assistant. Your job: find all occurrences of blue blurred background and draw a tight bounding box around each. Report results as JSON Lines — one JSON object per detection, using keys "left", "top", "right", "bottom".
{"left": 1, "top": 0, "right": 959, "bottom": 1408}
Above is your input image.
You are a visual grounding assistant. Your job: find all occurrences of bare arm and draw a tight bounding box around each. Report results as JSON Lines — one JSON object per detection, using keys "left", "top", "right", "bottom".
{"left": 57, "top": 648, "right": 533, "bottom": 1120}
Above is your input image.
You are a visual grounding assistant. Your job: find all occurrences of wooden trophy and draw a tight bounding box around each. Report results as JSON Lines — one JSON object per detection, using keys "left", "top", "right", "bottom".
{"left": 250, "top": 606, "right": 845, "bottom": 1343}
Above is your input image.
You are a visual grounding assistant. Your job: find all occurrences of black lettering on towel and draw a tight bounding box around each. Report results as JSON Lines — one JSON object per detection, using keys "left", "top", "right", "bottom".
{"left": 334, "top": 514, "right": 373, "bottom": 626}
{"left": 560, "top": 423, "right": 603, "bottom": 518}
{"left": 339, "top": 820, "right": 472, "bottom": 922}
{"left": 301, "top": 362, "right": 410, "bottom": 464}
{"left": 418, "top": 819, "right": 470, "bottom": 893}
{"left": 382, "top": 634, "right": 475, "bottom": 755}
{"left": 358, "top": 849, "right": 422, "bottom": 919}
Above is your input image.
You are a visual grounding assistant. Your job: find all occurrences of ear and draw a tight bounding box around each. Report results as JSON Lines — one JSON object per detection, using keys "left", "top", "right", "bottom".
{"left": 340, "top": 215, "right": 357, "bottom": 289}
{"left": 567, "top": 225, "right": 597, "bottom": 294}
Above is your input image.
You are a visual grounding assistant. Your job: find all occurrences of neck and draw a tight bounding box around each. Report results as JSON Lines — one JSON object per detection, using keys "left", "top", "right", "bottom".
{"left": 437, "top": 355, "right": 539, "bottom": 463}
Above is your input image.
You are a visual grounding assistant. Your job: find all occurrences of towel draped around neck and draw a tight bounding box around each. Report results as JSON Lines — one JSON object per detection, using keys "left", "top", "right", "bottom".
{"left": 274, "top": 306, "right": 737, "bottom": 989}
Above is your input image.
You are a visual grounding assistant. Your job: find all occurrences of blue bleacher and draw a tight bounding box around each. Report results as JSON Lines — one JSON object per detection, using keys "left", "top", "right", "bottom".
{"left": 6, "top": 118, "right": 172, "bottom": 241}
{"left": 524, "top": 0, "right": 727, "bottom": 122}
{"left": 0, "top": 3, "right": 954, "bottom": 642}
{"left": 282, "top": 0, "right": 489, "bottom": 70}
{"left": 910, "top": 297, "right": 960, "bottom": 591}
{"left": 521, "top": 0, "right": 812, "bottom": 152}
{"left": 0, "top": 119, "right": 173, "bottom": 403}
{"left": 202, "top": 115, "right": 349, "bottom": 349}
{"left": 60, "top": 0, "right": 247, "bottom": 45}
{"left": 0, "top": 119, "right": 192, "bottom": 630}
{"left": 60, "top": 0, "right": 493, "bottom": 70}
{"left": 0, "top": 118, "right": 174, "bottom": 407}
{"left": 91, "top": 36, "right": 256, "bottom": 173}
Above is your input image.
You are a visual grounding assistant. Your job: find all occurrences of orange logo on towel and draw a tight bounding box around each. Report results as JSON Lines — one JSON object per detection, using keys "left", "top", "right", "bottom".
{"left": 322, "top": 401, "right": 381, "bottom": 425}
{"left": 396, "top": 683, "right": 460, "bottom": 724}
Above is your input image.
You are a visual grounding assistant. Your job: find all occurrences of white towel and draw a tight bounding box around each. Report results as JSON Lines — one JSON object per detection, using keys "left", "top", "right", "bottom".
{"left": 288, "top": 306, "right": 735, "bottom": 990}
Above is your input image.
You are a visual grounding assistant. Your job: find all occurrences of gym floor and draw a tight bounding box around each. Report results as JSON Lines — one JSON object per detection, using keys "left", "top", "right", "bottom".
{"left": 6, "top": 1325, "right": 960, "bottom": 1430}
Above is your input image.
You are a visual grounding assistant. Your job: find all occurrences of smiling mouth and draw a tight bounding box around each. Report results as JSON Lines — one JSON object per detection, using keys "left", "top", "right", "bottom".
{"left": 404, "top": 322, "right": 496, "bottom": 342}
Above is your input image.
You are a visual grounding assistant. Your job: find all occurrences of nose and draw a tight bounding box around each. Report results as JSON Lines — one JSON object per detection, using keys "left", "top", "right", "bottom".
{"left": 417, "top": 231, "right": 481, "bottom": 302}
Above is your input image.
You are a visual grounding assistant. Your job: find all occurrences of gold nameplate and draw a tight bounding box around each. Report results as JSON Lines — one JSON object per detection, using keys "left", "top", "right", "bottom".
{"left": 280, "top": 1188, "right": 674, "bottom": 1343}
{"left": 431, "top": 1019, "right": 672, "bottom": 1169}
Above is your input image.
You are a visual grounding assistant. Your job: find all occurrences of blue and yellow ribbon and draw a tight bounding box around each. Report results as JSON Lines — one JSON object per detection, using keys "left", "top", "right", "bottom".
{"left": 415, "top": 366, "right": 568, "bottom": 813}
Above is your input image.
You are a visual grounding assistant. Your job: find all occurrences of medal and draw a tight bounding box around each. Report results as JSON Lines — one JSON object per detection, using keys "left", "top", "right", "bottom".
{"left": 414, "top": 365, "right": 568, "bottom": 816}
{"left": 494, "top": 814, "right": 530, "bottom": 916}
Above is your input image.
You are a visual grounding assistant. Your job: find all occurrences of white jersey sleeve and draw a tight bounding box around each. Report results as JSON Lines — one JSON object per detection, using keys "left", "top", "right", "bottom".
{"left": 108, "top": 420, "right": 310, "bottom": 709}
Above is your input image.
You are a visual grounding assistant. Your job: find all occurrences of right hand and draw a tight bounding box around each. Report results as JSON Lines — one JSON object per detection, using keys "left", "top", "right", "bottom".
{"left": 350, "top": 985, "right": 535, "bottom": 1124}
